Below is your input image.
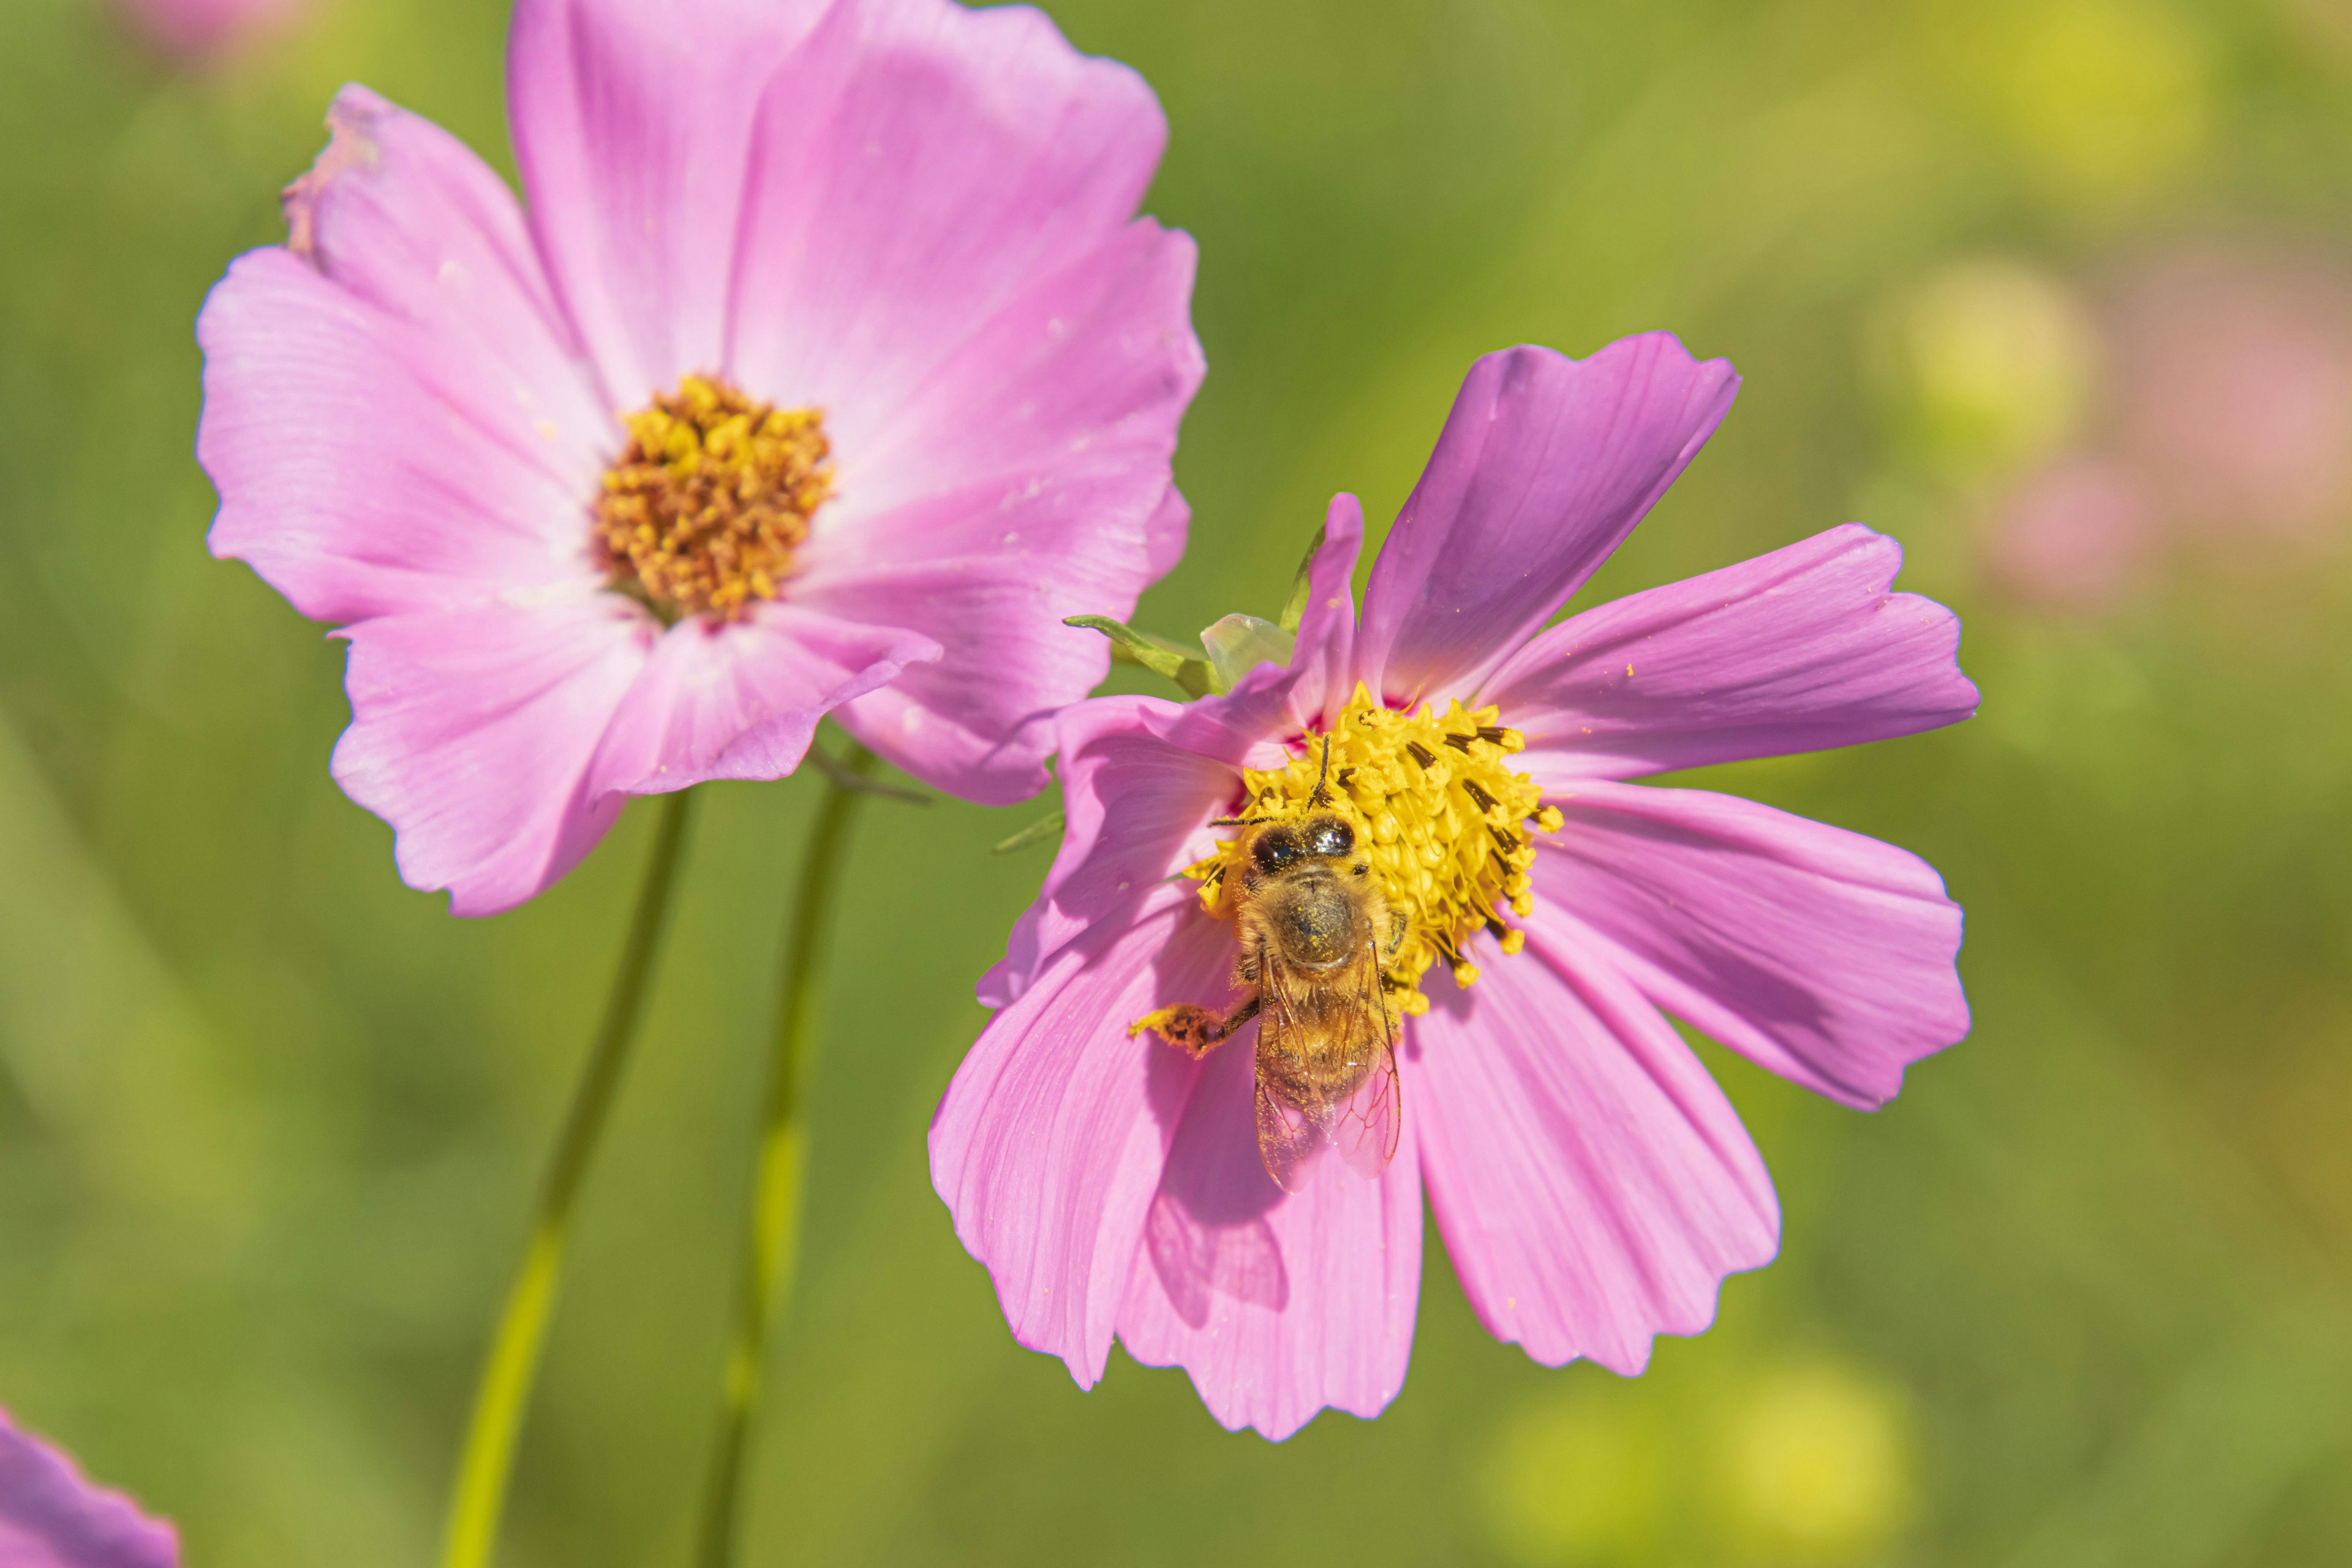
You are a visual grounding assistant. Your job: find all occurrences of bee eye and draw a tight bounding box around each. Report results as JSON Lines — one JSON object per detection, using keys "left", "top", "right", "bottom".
{"left": 1251, "top": 826, "right": 1303, "bottom": 872}
{"left": 1303, "top": 818, "right": 1354, "bottom": 857}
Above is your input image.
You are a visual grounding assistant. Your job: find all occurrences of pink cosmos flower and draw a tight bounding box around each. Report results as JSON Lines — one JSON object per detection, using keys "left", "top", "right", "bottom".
{"left": 933, "top": 334, "right": 1975, "bottom": 1439}
{"left": 198, "top": 0, "right": 1202, "bottom": 914}
{"left": 112, "top": 0, "right": 308, "bottom": 64}
{"left": 0, "top": 1408, "right": 177, "bottom": 1567}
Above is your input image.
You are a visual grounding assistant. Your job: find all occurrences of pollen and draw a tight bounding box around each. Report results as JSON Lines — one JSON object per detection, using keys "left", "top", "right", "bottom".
{"left": 592, "top": 374, "right": 832, "bottom": 622}
{"left": 1187, "top": 683, "right": 1563, "bottom": 1012}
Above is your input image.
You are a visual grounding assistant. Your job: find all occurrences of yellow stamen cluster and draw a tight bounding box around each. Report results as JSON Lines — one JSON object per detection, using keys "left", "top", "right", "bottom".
{"left": 593, "top": 374, "right": 832, "bottom": 622}
{"left": 1188, "top": 682, "right": 1564, "bottom": 1012}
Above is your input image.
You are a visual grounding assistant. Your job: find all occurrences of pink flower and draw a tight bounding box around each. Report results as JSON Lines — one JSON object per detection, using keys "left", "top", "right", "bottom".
{"left": 933, "top": 335, "right": 1975, "bottom": 1439}
{"left": 0, "top": 1408, "right": 177, "bottom": 1567}
{"left": 198, "top": 0, "right": 1202, "bottom": 914}
{"left": 112, "top": 0, "right": 307, "bottom": 64}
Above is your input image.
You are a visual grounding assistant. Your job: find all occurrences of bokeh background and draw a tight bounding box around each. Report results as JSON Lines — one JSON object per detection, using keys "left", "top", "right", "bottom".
{"left": 4, "top": 0, "right": 2350, "bottom": 1562}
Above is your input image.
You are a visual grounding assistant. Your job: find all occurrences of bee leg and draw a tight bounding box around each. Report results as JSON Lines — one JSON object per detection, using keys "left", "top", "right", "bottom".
{"left": 1130, "top": 995, "right": 1262, "bottom": 1057}
{"left": 1386, "top": 908, "right": 1409, "bottom": 957}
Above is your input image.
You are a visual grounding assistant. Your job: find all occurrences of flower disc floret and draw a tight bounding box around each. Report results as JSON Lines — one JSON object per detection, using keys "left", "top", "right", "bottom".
{"left": 593, "top": 374, "right": 832, "bottom": 623}
{"left": 1187, "top": 683, "right": 1564, "bottom": 1011}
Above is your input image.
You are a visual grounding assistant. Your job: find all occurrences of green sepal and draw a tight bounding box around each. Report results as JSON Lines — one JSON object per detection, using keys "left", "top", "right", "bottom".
{"left": 1065, "top": 614, "right": 1215, "bottom": 698}
{"left": 990, "top": 810, "right": 1066, "bottom": 855}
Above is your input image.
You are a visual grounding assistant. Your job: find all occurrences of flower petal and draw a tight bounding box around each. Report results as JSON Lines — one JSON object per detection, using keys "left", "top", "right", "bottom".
{"left": 1537, "top": 780, "right": 1969, "bottom": 1109}
{"left": 1277, "top": 494, "right": 1365, "bottom": 733}
{"left": 1355, "top": 335, "right": 1739, "bottom": 707}
{"left": 331, "top": 592, "right": 652, "bottom": 916}
{"left": 1115, "top": 1035, "right": 1423, "bottom": 1441}
{"left": 804, "top": 219, "right": 1202, "bottom": 804}
{"left": 0, "top": 1409, "right": 177, "bottom": 1568}
{"left": 721, "top": 0, "right": 1172, "bottom": 440}
{"left": 1412, "top": 921, "right": 1778, "bottom": 1374}
{"left": 582, "top": 606, "right": 940, "bottom": 799}
{"left": 931, "top": 887, "right": 1221, "bottom": 1390}
{"left": 977, "top": 696, "right": 1234, "bottom": 1009}
{"left": 504, "top": 0, "right": 834, "bottom": 403}
{"left": 1491, "top": 524, "right": 1979, "bottom": 783}
{"left": 198, "top": 90, "right": 608, "bottom": 625}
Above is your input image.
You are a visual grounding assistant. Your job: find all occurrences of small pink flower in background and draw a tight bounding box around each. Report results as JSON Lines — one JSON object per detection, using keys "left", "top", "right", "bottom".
{"left": 1985, "top": 243, "right": 2352, "bottom": 608}
{"left": 1983, "top": 455, "right": 2153, "bottom": 611}
{"left": 0, "top": 1408, "right": 176, "bottom": 1567}
{"left": 2106, "top": 245, "right": 2352, "bottom": 544}
{"left": 934, "top": 334, "right": 1975, "bottom": 1439}
{"left": 198, "top": 0, "right": 1202, "bottom": 914}
{"left": 111, "top": 0, "right": 307, "bottom": 64}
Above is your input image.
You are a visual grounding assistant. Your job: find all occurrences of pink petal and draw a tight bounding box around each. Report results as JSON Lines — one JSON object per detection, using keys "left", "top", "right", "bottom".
{"left": 1490, "top": 524, "right": 1979, "bottom": 783}
{"left": 976, "top": 696, "right": 1235, "bottom": 1009}
{"left": 1354, "top": 335, "right": 1740, "bottom": 707}
{"left": 1116, "top": 1036, "right": 1423, "bottom": 1441}
{"left": 719, "top": 0, "right": 1173, "bottom": 445}
{"left": 1144, "top": 483, "right": 1191, "bottom": 582}
{"left": 805, "top": 221, "right": 1202, "bottom": 804}
{"left": 198, "top": 91, "right": 609, "bottom": 625}
{"left": 1412, "top": 920, "right": 1778, "bottom": 1374}
{"left": 1276, "top": 494, "right": 1364, "bottom": 733}
{"left": 1538, "top": 780, "right": 1968, "bottom": 1109}
{"left": 504, "top": 0, "right": 833, "bottom": 404}
{"left": 331, "top": 592, "right": 652, "bottom": 917}
{"left": 583, "top": 607, "right": 940, "bottom": 799}
{"left": 0, "top": 1408, "right": 177, "bottom": 1568}
{"left": 931, "top": 888, "right": 1222, "bottom": 1389}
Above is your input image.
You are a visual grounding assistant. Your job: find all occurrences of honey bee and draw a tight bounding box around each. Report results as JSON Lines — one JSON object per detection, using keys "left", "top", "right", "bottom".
{"left": 1143, "top": 739, "right": 1407, "bottom": 1192}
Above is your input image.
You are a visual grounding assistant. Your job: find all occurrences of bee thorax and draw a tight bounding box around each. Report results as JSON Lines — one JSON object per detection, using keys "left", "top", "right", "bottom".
{"left": 1263, "top": 876, "right": 1363, "bottom": 968}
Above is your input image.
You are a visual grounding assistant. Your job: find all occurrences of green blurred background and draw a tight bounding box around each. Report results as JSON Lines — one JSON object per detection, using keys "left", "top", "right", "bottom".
{"left": 4, "top": 0, "right": 2351, "bottom": 1562}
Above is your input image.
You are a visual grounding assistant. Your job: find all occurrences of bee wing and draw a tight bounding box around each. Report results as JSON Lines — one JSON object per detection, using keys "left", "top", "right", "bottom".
{"left": 1329, "top": 936, "right": 1401, "bottom": 1183}
{"left": 1253, "top": 937, "right": 1400, "bottom": 1193}
{"left": 1253, "top": 957, "right": 1335, "bottom": 1195}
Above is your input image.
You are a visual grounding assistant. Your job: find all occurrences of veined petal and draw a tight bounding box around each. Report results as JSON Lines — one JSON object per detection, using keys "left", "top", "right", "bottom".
{"left": 582, "top": 605, "right": 940, "bottom": 799}
{"left": 1538, "top": 780, "right": 1969, "bottom": 1109}
{"left": 1413, "top": 919, "right": 1778, "bottom": 1374}
{"left": 198, "top": 90, "right": 610, "bottom": 625}
{"left": 977, "top": 696, "right": 1233, "bottom": 1009}
{"left": 722, "top": 0, "right": 1173, "bottom": 444}
{"left": 804, "top": 224, "right": 1202, "bottom": 803}
{"left": 331, "top": 591, "right": 652, "bottom": 917}
{"left": 1116, "top": 1036, "right": 1423, "bottom": 1441}
{"left": 505, "top": 0, "right": 835, "bottom": 404}
{"left": 0, "top": 1408, "right": 177, "bottom": 1568}
{"left": 1492, "top": 524, "right": 1978, "bottom": 783}
{"left": 1355, "top": 335, "right": 1739, "bottom": 707}
{"left": 932, "top": 888, "right": 1223, "bottom": 1390}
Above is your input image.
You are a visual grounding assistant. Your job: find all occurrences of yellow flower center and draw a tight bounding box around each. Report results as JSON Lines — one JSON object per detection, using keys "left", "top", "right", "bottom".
{"left": 1186, "top": 682, "right": 1563, "bottom": 1013}
{"left": 592, "top": 374, "right": 832, "bottom": 623}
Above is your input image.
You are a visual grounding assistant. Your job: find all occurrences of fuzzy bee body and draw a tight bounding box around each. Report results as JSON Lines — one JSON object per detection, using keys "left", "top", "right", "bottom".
{"left": 1144, "top": 809, "right": 1405, "bottom": 1191}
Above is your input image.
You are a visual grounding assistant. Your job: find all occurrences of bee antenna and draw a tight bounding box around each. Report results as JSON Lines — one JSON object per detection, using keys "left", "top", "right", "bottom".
{"left": 1211, "top": 816, "right": 1275, "bottom": 827}
{"left": 1309, "top": 732, "right": 1333, "bottom": 806}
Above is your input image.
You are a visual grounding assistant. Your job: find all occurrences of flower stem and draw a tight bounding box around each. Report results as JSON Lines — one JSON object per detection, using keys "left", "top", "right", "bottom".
{"left": 440, "top": 789, "right": 696, "bottom": 1568}
{"left": 693, "top": 743, "right": 876, "bottom": 1568}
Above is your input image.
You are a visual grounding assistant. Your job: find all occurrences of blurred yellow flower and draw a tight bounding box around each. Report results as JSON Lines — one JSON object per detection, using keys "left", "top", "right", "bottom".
{"left": 1717, "top": 1360, "right": 1918, "bottom": 1558}
{"left": 1880, "top": 257, "right": 2097, "bottom": 478}
{"left": 1480, "top": 1394, "right": 1667, "bottom": 1566}
{"left": 1974, "top": 0, "right": 2212, "bottom": 202}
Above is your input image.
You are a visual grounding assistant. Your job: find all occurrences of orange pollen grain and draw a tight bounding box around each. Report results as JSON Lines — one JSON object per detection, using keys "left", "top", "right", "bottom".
{"left": 592, "top": 374, "right": 832, "bottom": 623}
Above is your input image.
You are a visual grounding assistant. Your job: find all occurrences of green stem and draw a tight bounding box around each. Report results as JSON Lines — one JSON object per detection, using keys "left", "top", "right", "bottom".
{"left": 439, "top": 790, "right": 696, "bottom": 1568}
{"left": 694, "top": 744, "right": 876, "bottom": 1568}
